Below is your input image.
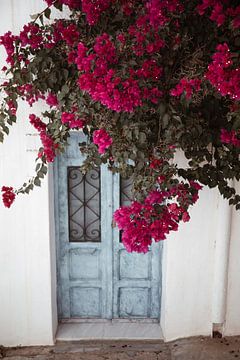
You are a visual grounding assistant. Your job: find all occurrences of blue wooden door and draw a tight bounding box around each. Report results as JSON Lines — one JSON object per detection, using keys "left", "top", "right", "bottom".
{"left": 55, "top": 132, "right": 161, "bottom": 320}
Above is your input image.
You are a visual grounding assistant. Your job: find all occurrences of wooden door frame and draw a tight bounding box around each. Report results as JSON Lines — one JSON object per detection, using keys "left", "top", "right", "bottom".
{"left": 53, "top": 132, "right": 163, "bottom": 331}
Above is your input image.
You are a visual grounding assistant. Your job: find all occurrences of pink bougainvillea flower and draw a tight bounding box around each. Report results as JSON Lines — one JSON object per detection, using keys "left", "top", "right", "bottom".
{"left": 93, "top": 129, "right": 113, "bottom": 154}
{"left": 205, "top": 43, "right": 240, "bottom": 101}
{"left": 29, "top": 114, "right": 57, "bottom": 162}
{"left": 220, "top": 129, "right": 240, "bottom": 147}
{"left": 170, "top": 78, "right": 202, "bottom": 99}
{"left": 1, "top": 186, "right": 16, "bottom": 208}
{"left": 39, "top": 132, "right": 57, "bottom": 162}
{"left": 0, "top": 31, "right": 19, "bottom": 65}
{"left": 46, "top": 93, "right": 58, "bottom": 107}
{"left": 7, "top": 100, "right": 17, "bottom": 115}
{"left": 61, "top": 23, "right": 79, "bottom": 46}
{"left": 61, "top": 112, "right": 85, "bottom": 129}
{"left": 82, "top": 0, "right": 112, "bottom": 25}
{"left": 29, "top": 114, "right": 46, "bottom": 132}
{"left": 45, "top": 0, "right": 81, "bottom": 9}
{"left": 114, "top": 182, "right": 202, "bottom": 253}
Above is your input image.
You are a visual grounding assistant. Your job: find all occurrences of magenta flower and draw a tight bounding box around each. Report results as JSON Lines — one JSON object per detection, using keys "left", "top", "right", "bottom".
{"left": 46, "top": 93, "right": 58, "bottom": 107}
{"left": 1, "top": 186, "right": 16, "bottom": 208}
{"left": 93, "top": 129, "right": 113, "bottom": 154}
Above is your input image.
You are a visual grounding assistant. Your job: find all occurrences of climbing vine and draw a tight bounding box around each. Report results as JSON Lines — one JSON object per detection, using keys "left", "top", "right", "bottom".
{"left": 0, "top": 0, "right": 240, "bottom": 252}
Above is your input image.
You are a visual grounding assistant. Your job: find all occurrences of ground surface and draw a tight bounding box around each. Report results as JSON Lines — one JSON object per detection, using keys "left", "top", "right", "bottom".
{"left": 1, "top": 337, "right": 240, "bottom": 360}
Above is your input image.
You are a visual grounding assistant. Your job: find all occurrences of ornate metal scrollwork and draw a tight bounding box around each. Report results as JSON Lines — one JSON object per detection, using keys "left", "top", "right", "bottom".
{"left": 120, "top": 176, "right": 133, "bottom": 207}
{"left": 120, "top": 176, "right": 133, "bottom": 242}
{"left": 67, "top": 167, "right": 101, "bottom": 242}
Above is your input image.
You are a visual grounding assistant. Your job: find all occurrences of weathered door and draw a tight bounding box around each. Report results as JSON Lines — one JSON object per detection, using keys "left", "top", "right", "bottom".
{"left": 55, "top": 132, "right": 161, "bottom": 320}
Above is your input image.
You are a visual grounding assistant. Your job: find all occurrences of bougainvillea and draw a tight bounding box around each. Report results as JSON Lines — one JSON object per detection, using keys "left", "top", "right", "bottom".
{"left": 1, "top": 186, "right": 16, "bottom": 208}
{"left": 0, "top": 0, "right": 240, "bottom": 252}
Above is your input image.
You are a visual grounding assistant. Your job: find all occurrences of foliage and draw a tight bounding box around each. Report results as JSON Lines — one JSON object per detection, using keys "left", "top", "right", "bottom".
{"left": 0, "top": 0, "right": 240, "bottom": 252}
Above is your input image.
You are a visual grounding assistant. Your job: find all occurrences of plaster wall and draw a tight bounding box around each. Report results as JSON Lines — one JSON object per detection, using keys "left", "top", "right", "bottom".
{"left": 161, "top": 187, "right": 219, "bottom": 341}
{"left": 0, "top": 0, "right": 57, "bottom": 346}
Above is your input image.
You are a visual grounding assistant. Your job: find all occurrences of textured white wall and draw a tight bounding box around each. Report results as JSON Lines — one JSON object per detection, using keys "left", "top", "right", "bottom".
{"left": 0, "top": 0, "right": 57, "bottom": 346}
{"left": 160, "top": 158, "right": 240, "bottom": 341}
{"left": 161, "top": 186, "right": 219, "bottom": 340}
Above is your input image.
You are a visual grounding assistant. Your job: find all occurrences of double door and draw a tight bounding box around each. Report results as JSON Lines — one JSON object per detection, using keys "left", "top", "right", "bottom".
{"left": 55, "top": 132, "right": 161, "bottom": 321}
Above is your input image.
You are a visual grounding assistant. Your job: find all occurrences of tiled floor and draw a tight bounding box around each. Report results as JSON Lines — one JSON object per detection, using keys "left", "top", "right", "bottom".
{"left": 56, "top": 322, "right": 163, "bottom": 340}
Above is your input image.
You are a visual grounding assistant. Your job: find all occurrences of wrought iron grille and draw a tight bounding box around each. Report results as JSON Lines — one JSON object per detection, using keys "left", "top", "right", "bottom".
{"left": 120, "top": 176, "right": 133, "bottom": 207}
{"left": 120, "top": 176, "right": 133, "bottom": 242}
{"left": 67, "top": 167, "right": 101, "bottom": 242}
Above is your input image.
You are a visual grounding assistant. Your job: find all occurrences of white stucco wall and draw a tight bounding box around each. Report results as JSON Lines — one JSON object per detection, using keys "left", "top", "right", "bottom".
{"left": 161, "top": 187, "right": 218, "bottom": 340}
{"left": 0, "top": 0, "right": 57, "bottom": 346}
{"left": 0, "top": 0, "right": 240, "bottom": 347}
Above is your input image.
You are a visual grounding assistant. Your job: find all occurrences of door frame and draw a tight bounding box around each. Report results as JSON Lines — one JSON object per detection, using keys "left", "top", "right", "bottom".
{"left": 53, "top": 132, "right": 163, "bottom": 337}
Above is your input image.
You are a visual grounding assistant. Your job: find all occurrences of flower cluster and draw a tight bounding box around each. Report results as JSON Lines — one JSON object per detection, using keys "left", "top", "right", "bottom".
{"left": 29, "top": 114, "right": 57, "bottom": 162}
{"left": 46, "top": 93, "right": 58, "bottom": 107}
{"left": 114, "top": 182, "right": 202, "bottom": 253}
{"left": 93, "top": 129, "right": 113, "bottom": 154}
{"left": 61, "top": 23, "right": 79, "bottom": 47}
{"left": 206, "top": 43, "right": 240, "bottom": 100}
{"left": 18, "top": 84, "right": 45, "bottom": 106}
{"left": 29, "top": 114, "right": 46, "bottom": 132}
{"left": 197, "top": 0, "right": 225, "bottom": 27}
{"left": 146, "top": 0, "right": 184, "bottom": 29}
{"left": 220, "top": 129, "right": 240, "bottom": 148}
{"left": 61, "top": 112, "right": 85, "bottom": 128}
{"left": 197, "top": 1, "right": 240, "bottom": 28}
{"left": 128, "top": 15, "right": 165, "bottom": 57}
{"left": 0, "top": 31, "right": 18, "bottom": 65}
{"left": 7, "top": 100, "right": 17, "bottom": 116}
{"left": 1, "top": 186, "right": 16, "bottom": 208}
{"left": 76, "top": 35, "right": 143, "bottom": 112}
{"left": 228, "top": 5, "right": 240, "bottom": 29}
{"left": 76, "top": 32, "right": 164, "bottom": 112}
{"left": 39, "top": 133, "right": 58, "bottom": 162}
{"left": 82, "top": 0, "right": 112, "bottom": 25}
{"left": 19, "top": 23, "right": 43, "bottom": 50}
{"left": 170, "top": 78, "right": 202, "bottom": 99}
{"left": 45, "top": 0, "right": 81, "bottom": 9}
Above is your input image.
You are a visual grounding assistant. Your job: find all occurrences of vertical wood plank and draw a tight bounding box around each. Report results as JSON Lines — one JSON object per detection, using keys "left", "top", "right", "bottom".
{"left": 55, "top": 133, "right": 162, "bottom": 321}
{"left": 101, "top": 165, "right": 114, "bottom": 319}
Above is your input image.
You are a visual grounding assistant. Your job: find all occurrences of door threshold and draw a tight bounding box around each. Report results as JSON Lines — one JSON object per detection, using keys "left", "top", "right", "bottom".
{"left": 56, "top": 321, "right": 163, "bottom": 340}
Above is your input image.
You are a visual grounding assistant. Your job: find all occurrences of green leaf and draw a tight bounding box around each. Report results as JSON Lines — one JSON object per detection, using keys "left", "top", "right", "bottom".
{"left": 42, "top": 165, "right": 48, "bottom": 175}
{"left": 54, "top": 2, "right": 63, "bottom": 11}
{"left": 37, "top": 171, "right": 45, "bottom": 179}
{"left": 44, "top": 8, "right": 51, "bottom": 19}
{"left": 30, "top": 13, "right": 39, "bottom": 20}
{"left": 139, "top": 132, "right": 147, "bottom": 144}
{"left": 39, "top": 14, "right": 44, "bottom": 26}
{"left": 34, "top": 177, "right": 41, "bottom": 187}
{"left": 162, "top": 113, "right": 170, "bottom": 128}
{"left": 2, "top": 126, "right": 9, "bottom": 135}
{"left": 35, "top": 163, "right": 41, "bottom": 172}
{"left": 63, "top": 69, "right": 69, "bottom": 81}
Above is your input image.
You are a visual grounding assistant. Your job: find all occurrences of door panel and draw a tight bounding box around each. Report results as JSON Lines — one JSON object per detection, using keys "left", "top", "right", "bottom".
{"left": 56, "top": 132, "right": 113, "bottom": 319}
{"left": 112, "top": 173, "right": 161, "bottom": 319}
{"left": 55, "top": 132, "right": 161, "bottom": 321}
